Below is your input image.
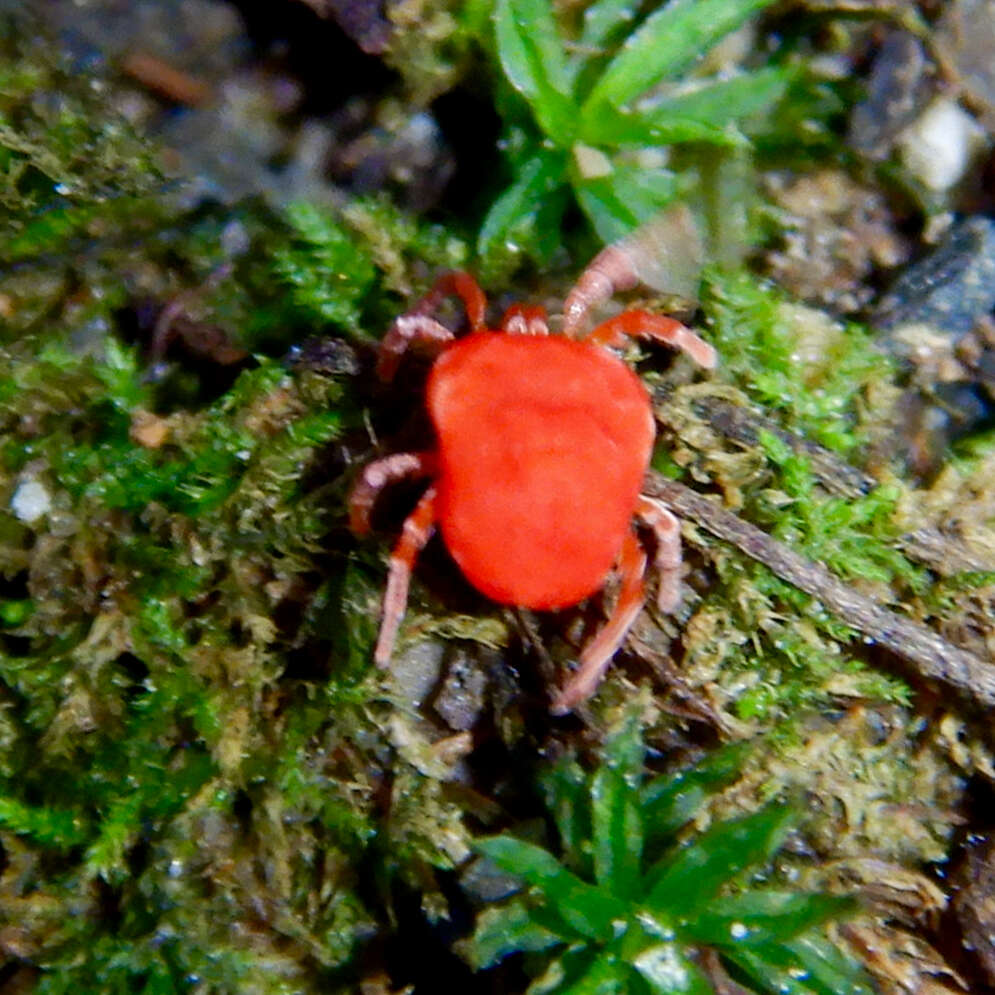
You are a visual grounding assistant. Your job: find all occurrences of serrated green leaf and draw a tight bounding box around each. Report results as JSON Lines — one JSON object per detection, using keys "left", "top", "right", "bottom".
{"left": 644, "top": 803, "right": 797, "bottom": 916}
{"left": 582, "top": 0, "right": 778, "bottom": 113}
{"left": 475, "top": 835, "right": 628, "bottom": 941}
{"left": 478, "top": 148, "right": 568, "bottom": 265}
{"left": 575, "top": 165, "right": 679, "bottom": 243}
{"left": 685, "top": 891, "right": 857, "bottom": 947}
{"left": 494, "top": 0, "right": 577, "bottom": 144}
{"left": 641, "top": 740, "right": 751, "bottom": 848}
{"left": 462, "top": 899, "right": 563, "bottom": 969}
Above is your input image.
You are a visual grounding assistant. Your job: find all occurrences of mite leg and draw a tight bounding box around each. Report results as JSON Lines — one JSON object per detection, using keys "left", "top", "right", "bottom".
{"left": 561, "top": 242, "right": 639, "bottom": 338}
{"left": 376, "top": 316, "right": 454, "bottom": 382}
{"left": 376, "top": 271, "right": 487, "bottom": 381}
{"left": 636, "top": 496, "right": 683, "bottom": 613}
{"left": 586, "top": 309, "right": 717, "bottom": 369}
{"left": 500, "top": 303, "right": 549, "bottom": 336}
{"left": 550, "top": 530, "right": 647, "bottom": 715}
{"left": 375, "top": 485, "right": 438, "bottom": 666}
{"left": 348, "top": 451, "right": 436, "bottom": 535}
{"left": 561, "top": 206, "right": 703, "bottom": 337}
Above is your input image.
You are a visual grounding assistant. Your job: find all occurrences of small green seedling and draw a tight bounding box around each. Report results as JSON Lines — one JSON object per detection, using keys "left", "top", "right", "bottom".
{"left": 480, "top": 0, "right": 792, "bottom": 265}
{"left": 463, "top": 717, "right": 872, "bottom": 994}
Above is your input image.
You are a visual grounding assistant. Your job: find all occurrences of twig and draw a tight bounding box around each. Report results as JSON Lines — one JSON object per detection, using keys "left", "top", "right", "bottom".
{"left": 644, "top": 472, "right": 995, "bottom": 709}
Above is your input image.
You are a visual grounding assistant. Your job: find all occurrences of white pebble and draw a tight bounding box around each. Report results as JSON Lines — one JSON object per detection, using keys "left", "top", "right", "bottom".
{"left": 11, "top": 480, "right": 52, "bottom": 523}
{"left": 898, "top": 98, "right": 986, "bottom": 192}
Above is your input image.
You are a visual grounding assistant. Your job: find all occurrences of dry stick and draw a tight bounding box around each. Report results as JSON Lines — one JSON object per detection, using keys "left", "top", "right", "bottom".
{"left": 644, "top": 472, "right": 995, "bottom": 710}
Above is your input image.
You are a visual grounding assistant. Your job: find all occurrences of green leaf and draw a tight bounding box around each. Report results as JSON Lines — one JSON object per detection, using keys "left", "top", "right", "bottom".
{"left": 575, "top": 165, "right": 679, "bottom": 244}
{"left": 494, "top": 0, "right": 577, "bottom": 144}
{"left": 641, "top": 741, "right": 752, "bottom": 848}
{"left": 637, "top": 66, "right": 793, "bottom": 130}
{"left": 462, "top": 899, "right": 563, "bottom": 970}
{"left": 591, "top": 708, "right": 645, "bottom": 896}
{"left": 475, "top": 835, "right": 628, "bottom": 941}
{"left": 580, "top": 107, "right": 745, "bottom": 148}
{"left": 723, "top": 933, "right": 874, "bottom": 995}
{"left": 540, "top": 757, "right": 593, "bottom": 877}
{"left": 644, "top": 803, "right": 797, "bottom": 917}
{"left": 582, "top": 0, "right": 778, "bottom": 113}
{"left": 686, "top": 891, "right": 857, "bottom": 947}
{"left": 591, "top": 766, "right": 642, "bottom": 897}
{"left": 478, "top": 148, "right": 568, "bottom": 265}
{"left": 780, "top": 934, "right": 875, "bottom": 995}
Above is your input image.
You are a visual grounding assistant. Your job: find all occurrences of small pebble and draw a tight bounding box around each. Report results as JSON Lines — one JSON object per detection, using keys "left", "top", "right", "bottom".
{"left": 897, "top": 98, "right": 986, "bottom": 193}
{"left": 11, "top": 480, "right": 52, "bottom": 523}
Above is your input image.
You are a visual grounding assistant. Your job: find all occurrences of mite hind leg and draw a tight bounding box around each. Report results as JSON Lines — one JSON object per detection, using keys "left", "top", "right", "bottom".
{"left": 549, "top": 530, "right": 647, "bottom": 715}
{"left": 636, "top": 496, "right": 683, "bottom": 613}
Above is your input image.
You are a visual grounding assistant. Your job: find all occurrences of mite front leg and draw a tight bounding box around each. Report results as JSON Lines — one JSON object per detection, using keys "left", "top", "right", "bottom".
{"left": 376, "top": 316, "right": 456, "bottom": 382}
{"left": 348, "top": 451, "right": 436, "bottom": 535}
{"left": 550, "top": 530, "right": 647, "bottom": 715}
{"left": 586, "top": 310, "right": 717, "bottom": 369}
{"left": 376, "top": 271, "right": 487, "bottom": 381}
{"left": 561, "top": 241, "right": 639, "bottom": 338}
{"left": 636, "top": 496, "right": 683, "bottom": 613}
{"left": 561, "top": 206, "right": 703, "bottom": 337}
{"left": 375, "top": 485, "right": 438, "bottom": 666}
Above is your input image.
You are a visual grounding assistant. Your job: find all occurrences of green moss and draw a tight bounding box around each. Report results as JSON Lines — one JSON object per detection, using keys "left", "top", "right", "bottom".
{"left": 0, "top": 27, "right": 478, "bottom": 980}
{"left": 701, "top": 269, "right": 891, "bottom": 456}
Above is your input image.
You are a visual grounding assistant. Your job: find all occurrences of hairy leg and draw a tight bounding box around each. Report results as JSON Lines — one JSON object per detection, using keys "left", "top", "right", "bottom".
{"left": 348, "top": 451, "right": 436, "bottom": 535}
{"left": 561, "top": 242, "right": 638, "bottom": 339}
{"left": 376, "top": 271, "right": 487, "bottom": 381}
{"left": 374, "top": 485, "right": 438, "bottom": 666}
{"left": 586, "top": 309, "right": 717, "bottom": 369}
{"left": 550, "top": 530, "right": 647, "bottom": 714}
{"left": 561, "top": 206, "right": 703, "bottom": 337}
{"left": 636, "top": 496, "right": 683, "bottom": 613}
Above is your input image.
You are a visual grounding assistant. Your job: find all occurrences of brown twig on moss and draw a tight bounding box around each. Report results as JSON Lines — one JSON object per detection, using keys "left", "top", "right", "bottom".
{"left": 644, "top": 472, "right": 995, "bottom": 710}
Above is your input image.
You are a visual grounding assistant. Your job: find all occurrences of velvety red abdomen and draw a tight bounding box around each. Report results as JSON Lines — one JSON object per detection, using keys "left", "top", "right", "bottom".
{"left": 426, "top": 333, "right": 654, "bottom": 609}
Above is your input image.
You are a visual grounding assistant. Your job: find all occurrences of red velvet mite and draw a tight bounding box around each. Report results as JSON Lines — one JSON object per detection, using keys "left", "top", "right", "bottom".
{"left": 350, "top": 241, "right": 716, "bottom": 713}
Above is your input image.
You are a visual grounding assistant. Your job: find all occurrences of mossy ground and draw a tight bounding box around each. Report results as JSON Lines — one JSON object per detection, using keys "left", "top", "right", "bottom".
{"left": 0, "top": 7, "right": 992, "bottom": 994}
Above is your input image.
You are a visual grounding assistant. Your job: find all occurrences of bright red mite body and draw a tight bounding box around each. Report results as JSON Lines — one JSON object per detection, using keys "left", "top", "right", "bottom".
{"left": 350, "top": 259, "right": 716, "bottom": 714}
{"left": 429, "top": 333, "right": 653, "bottom": 609}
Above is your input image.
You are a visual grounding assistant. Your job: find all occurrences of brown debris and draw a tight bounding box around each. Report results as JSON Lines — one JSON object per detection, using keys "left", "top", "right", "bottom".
{"left": 645, "top": 473, "right": 995, "bottom": 712}
{"left": 765, "top": 170, "right": 909, "bottom": 313}
{"left": 951, "top": 836, "right": 995, "bottom": 987}
{"left": 120, "top": 50, "right": 212, "bottom": 106}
